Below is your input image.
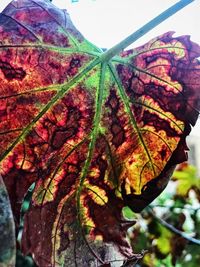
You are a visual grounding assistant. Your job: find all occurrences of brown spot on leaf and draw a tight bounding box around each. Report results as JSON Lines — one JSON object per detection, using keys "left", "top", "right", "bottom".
{"left": 0, "top": 60, "right": 26, "bottom": 80}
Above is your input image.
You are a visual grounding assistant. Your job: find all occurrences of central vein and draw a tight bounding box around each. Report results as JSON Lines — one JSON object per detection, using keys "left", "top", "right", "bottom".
{"left": 76, "top": 62, "right": 106, "bottom": 219}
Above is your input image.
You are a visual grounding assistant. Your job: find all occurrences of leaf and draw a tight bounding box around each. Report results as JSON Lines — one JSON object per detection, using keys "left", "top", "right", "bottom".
{"left": 123, "top": 206, "right": 137, "bottom": 220}
{"left": 177, "top": 244, "right": 200, "bottom": 267}
{"left": 172, "top": 163, "right": 200, "bottom": 196}
{"left": 0, "top": 0, "right": 200, "bottom": 266}
{"left": 156, "top": 224, "right": 172, "bottom": 255}
{"left": 144, "top": 218, "right": 173, "bottom": 257}
{"left": 0, "top": 175, "right": 16, "bottom": 267}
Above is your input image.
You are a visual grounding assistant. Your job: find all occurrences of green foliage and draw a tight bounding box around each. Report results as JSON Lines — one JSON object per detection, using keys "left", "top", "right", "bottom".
{"left": 172, "top": 163, "right": 200, "bottom": 196}
{"left": 16, "top": 251, "right": 37, "bottom": 267}
{"left": 127, "top": 163, "right": 200, "bottom": 267}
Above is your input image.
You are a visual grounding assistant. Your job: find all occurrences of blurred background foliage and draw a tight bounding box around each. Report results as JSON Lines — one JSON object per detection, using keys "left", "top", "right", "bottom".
{"left": 123, "top": 163, "right": 200, "bottom": 267}
{"left": 16, "top": 163, "right": 200, "bottom": 266}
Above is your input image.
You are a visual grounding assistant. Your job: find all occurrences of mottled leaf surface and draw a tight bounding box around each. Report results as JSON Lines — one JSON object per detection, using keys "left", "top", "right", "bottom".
{"left": 0, "top": 0, "right": 200, "bottom": 266}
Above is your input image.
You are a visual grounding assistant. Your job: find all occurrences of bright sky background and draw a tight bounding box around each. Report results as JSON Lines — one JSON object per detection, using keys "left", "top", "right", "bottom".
{"left": 0, "top": 0, "right": 200, "bottom": 136}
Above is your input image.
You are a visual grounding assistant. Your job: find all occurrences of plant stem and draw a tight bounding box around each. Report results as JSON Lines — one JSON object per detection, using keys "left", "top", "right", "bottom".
{"left": 147, "top": 208, "right": 200, "bottom": 246}
{"left": 101, "top": 0, "right": 195, "bottom": 62}
{"left": 150, "top": 204, "right": 200, "bottom": 211}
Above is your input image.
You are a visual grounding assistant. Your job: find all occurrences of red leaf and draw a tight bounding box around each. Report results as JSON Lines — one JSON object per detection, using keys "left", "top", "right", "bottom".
{"left": 0, "top": 0, "right": 200, "bottom": 266}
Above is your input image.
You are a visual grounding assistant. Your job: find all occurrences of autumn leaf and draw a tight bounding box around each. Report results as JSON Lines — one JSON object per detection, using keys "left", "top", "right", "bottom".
{"left": 0, "top": 0, "right": 200, "bottom": 266}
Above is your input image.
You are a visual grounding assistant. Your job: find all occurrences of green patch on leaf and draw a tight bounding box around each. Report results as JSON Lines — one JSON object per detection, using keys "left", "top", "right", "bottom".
{"left": 123, "top": 206, "right": 137, "bottom": 220}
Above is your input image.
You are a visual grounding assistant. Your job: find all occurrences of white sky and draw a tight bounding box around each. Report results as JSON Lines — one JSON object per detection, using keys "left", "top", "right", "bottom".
{"left": 0, "top": 0, "right": 200, "bottom": 136}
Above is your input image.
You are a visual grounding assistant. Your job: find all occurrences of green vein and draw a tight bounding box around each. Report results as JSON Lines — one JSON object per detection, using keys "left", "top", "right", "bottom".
{"left": 128, "top": 64, "right": 200, "bottom": 114}
{"left": 140, "top": 129, "right": 172, "bottom": 153}
{"left": 32, "top": 0, "right": 79, "bottom": 49}
{"left": 113, "top": 57, "right": 184, "bottom": 94}
{"left": 86, "top": 187, "right": 108, "bottom": 206}
{"left": 1, "top": 13, "right": 42, "bottom": 43}
{"left": 0, "top": 56, "right": 101, "bottom": 162}
{"left": 0, "top": 47, "right": 100, "bottom": 101}
{"left": 76, "top": 62, "right": 106, "bottom": 195}
{"left": 75, "top": 62, "right": 106, "bottom": 220}
{"left": 0, "top": 44, "right": 102, "bottom": 57}
{"left": 108, "top": 62, "right": 156, "bottom": 178}
{"left": 39, "top": 138, "right": 87, "bottom": 207}
{"left": 51, "top": 191, "right": 76, "bottom": 267}
{"left": 0, "top": 128, "right": 22, "bottom": 135}
{"left": 0, "top": 85, "right": 60, "bottom": 100}
{"left": 112, "top": 57, "right": 199, "bottom": 115}
{"left": 132, "top": 100, "right": 184, "bottom": 133}
{"left": 32, "top": 0, "right": 101, "bottom": 53}
{"left": 104, "top": 137, "right": 120, "bottom": 188}
{"left": 73, "top": 63, "right": 106, "bottom": 266}
{"left": 122, "top": 45, "right": 192, "bottom": 60}
{"left": 138, "top": 160, "right": 161, "bottom": 191}
{"left": 132, "top": 65, "right": 182, "bottom": 94}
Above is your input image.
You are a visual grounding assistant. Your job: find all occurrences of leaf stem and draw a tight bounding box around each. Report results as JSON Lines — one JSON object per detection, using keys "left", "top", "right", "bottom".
{"left": 147, "top": 207, "right": 200, "bottom": 246}
{"left": 150, "top": 204, "right": 200, "bottom": 211}
{"left": 101, "top": 0, "right": 195, "bottom": 62}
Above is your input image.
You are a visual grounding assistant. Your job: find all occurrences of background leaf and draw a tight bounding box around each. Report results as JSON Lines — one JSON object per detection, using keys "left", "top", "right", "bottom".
{"left": 128, "top": 163, "right": 200, "bottom": 267}
{"left": 172, "top": 163, "right": 200, "bottom": 196}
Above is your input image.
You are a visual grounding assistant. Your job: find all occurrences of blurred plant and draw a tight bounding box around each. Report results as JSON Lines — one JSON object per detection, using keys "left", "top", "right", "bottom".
{"left": 123, "top": 163, "right": 200, "bottom": 267}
